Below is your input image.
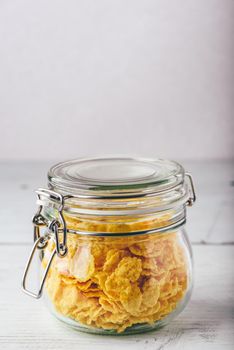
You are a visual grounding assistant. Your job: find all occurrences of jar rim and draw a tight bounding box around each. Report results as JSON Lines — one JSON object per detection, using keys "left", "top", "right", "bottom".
{"left": 41, "top": 156, "right": 195, "bottom": 216}
{"left": 48, "top": 156, "right": 185, "bottom": 199}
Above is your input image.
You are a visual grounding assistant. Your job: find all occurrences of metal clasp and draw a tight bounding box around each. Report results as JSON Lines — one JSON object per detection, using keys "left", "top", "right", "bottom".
{"left": 21, "top": 189, "right": 68, "bottom": 299}
{"left": 21, "top": 235, "right": 56, "bottom": 299}
{"left": 185, "top": 173, "right": 196, "bottom": 206}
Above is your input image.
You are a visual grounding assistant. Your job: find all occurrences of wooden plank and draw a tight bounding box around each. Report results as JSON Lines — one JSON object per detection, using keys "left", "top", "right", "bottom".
{"left": 183, "top": 160, "right": 234, "bottom": 244}
{"left": 0, "top": 160, "right": 233, "bottom": 244}
{"left": 0, "top": 161, "right": 49, "bottom": 244}
{"left": 0, "top": 244, "right": 233, "bottom": 349}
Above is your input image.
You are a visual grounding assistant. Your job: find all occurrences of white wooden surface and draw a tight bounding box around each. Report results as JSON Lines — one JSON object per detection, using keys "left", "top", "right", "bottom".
{"left": 0, "top": 160, "right": 233, "bottom": 349}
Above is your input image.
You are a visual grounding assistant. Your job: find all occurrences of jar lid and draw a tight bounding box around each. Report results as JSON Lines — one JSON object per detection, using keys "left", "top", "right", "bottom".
{"left": 48, "top": 156, "right": 184, "bottom": 198}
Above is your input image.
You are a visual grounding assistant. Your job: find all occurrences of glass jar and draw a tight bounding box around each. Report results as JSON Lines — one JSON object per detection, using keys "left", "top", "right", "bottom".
{"left": 22, "top": 157, "right": 196, "bottom": 335}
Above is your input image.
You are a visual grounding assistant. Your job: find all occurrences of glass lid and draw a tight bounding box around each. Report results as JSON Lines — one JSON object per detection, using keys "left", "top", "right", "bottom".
{"left": 48, "top": 157, "right": 184, "bottom": 197}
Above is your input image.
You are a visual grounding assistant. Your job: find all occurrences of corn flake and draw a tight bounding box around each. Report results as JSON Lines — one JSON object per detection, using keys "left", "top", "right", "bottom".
{"left": 44, "top": 216, "right": 188, "bottom": 333}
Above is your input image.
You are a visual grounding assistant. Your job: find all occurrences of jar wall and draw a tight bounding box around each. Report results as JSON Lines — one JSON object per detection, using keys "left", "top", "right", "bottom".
{"left": 42, "top": 226, "right": 193, "bottom": 334}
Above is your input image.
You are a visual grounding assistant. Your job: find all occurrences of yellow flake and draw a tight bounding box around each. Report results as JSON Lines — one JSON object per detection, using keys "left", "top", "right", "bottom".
{"left": 43, "top": 214, "right": 188, "bottom": 333}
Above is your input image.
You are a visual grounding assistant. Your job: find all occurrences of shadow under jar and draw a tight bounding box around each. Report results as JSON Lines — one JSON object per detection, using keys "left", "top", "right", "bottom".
{"left": 22, "top": 157, "right": 196, "bottom": 335}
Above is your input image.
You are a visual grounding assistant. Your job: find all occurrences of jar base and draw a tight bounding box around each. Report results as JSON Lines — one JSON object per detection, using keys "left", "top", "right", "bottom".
{"left": 53, "top": 310, "right": 168, "bottom": 335}
{"left": 45, "top": 278, "right": 192, "bottom": 335}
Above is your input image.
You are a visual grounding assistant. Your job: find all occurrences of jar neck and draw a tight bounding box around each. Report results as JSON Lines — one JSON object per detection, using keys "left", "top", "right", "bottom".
{"left": 36, "top": 175, "right": 195, "bottom": 235}
{"left": 42, "top": 202, "right": 187, "bottom": 235}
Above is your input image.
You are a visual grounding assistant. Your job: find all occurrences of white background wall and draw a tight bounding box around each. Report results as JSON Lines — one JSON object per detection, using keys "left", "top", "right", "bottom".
{"left": 0, "top": 0, "right": 233, "bottom": 161}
